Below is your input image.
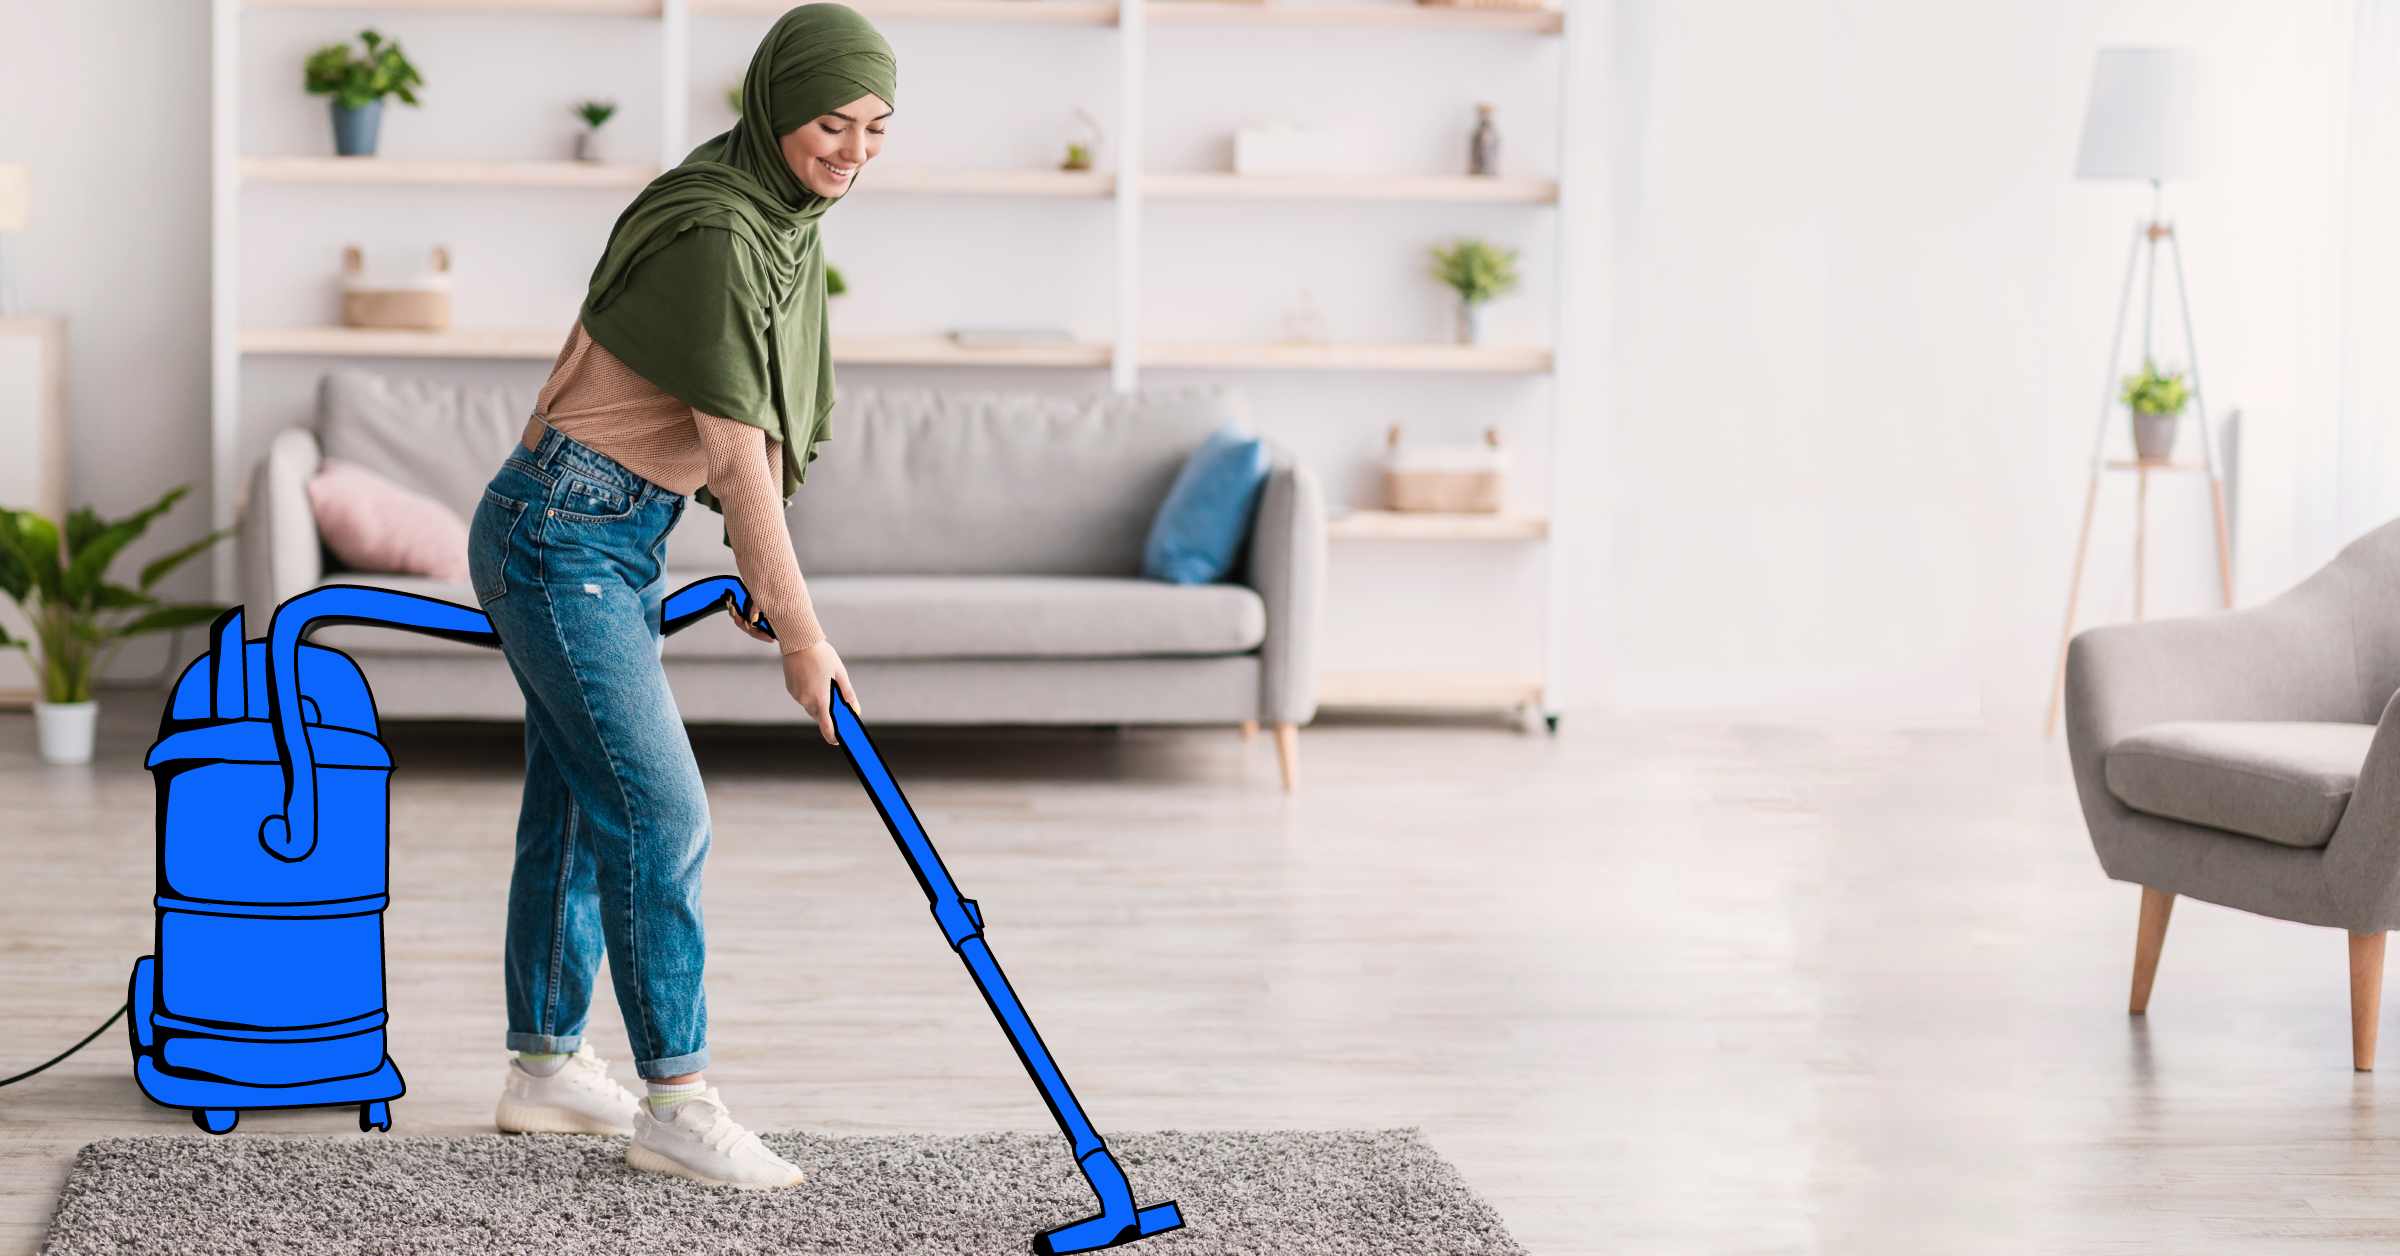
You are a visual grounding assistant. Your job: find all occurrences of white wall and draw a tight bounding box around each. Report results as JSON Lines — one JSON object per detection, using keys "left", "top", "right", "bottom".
{"left": 3, "top": 0, "right": 2373, "bottom": 720}
{"left": 1589, "top": 0, "right": 2354, "bottom": 721}
{"left": 0, "top": 0, "right": 215, "bottom": 685}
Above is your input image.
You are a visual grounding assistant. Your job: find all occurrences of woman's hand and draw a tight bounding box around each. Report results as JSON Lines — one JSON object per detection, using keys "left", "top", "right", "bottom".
{"left": 782, "top": 639, "right": 859, "bottom": 744}
{"left": 726, "top": 600, "right": 777, "bottom": 644}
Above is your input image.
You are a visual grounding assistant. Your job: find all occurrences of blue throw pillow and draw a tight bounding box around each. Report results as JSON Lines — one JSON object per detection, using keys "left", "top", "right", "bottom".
{"left": 1142, "top": 425, "right": 1273, "bottom": 585}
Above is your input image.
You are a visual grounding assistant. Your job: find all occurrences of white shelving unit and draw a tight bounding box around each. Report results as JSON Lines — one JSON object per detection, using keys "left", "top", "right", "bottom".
{"left": 211, "top": 0, "right": 1580, "bottom": 719}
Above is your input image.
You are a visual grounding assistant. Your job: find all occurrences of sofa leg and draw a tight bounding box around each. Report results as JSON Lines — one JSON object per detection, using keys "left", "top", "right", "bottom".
{"left": 2354, "top": 931, "right": 2387, "bottom": 1072}
{"left": 2130, "top": 887, "right": 2174, "bottom": 1014}
{"left": 1273, "top": 722, "right": 1299, "bottom": 792}
{"left": 1240, "top": 720, "right": 1258, "bottom": 742}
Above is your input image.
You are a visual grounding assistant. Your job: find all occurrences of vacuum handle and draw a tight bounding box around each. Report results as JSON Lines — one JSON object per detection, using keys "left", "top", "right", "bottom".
{"left": 662, "top": 575, "right": 769, "bottom": 639}
{"left": 261, "top": 585, "right": 498, "bottom": 863}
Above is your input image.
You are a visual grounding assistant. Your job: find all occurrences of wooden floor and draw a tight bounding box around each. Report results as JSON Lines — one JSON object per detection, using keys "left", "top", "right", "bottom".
{"left": 5, "top": 702, "right": 2400, "bottom": 1253}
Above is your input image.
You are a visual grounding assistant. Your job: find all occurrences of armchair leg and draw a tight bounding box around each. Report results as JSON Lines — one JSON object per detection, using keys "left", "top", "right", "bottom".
{"left": 2354, "top": 931, "right": 2387, "bottom": 1072}
{"left": 1274, "top": 722, "right": 1299, "bottom": 792}
{"left": 2130, "top": 887, "right": 2174, "bottom": 1014}
{"left": 1240, "top": 720, "right": 1258, "bottom": 742}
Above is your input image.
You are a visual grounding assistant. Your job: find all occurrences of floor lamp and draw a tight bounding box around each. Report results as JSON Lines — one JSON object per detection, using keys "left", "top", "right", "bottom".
{"left": 2045, "top": 49, "right": 2234, "bottom": 736}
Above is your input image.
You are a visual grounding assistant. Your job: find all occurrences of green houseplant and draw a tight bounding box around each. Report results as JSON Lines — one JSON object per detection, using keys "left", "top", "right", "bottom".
{"left": 0, "top": 487, "right": 230, "bottom": 764}
{"left": 304, "top": 29, "right": 423, "bottom": 158}
{"left": 1430, "top": 237, "right": 1521, "bottom": 345}
{"left": 2120, "top": 359, "right": 2191, "bottom": 461}
{"left": 572, "top": 98, "right": 617, "bottom": 163}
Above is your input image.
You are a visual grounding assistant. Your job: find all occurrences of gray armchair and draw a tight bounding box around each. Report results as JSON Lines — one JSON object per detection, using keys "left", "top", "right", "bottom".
{"left": 2065, "top": 518, "right": 2400, "bottom": 1069}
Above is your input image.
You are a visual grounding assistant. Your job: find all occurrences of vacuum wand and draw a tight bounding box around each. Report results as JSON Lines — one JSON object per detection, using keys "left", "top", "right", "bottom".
{"left": 828, "top": 687, "right": 1185, "bottom": 1254}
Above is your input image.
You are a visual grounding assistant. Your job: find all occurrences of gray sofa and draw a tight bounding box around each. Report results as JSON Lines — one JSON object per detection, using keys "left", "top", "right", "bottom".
{"left": 2064, "top": 517, "right": 2400, "bottom": 1067}
{"left": 243, "top": 370, "right": 1324, "bottom": 786}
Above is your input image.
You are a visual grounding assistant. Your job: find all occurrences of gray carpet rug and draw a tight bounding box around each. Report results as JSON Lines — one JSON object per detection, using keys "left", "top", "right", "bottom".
{"left": 39, "top": 1128, "right": 1525, "bottom": 1256}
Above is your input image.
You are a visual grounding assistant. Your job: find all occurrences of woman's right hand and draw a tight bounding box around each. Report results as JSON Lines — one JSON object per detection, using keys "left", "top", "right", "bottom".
{"left": 783, "top": 639, "right": 859, "bottom": 744}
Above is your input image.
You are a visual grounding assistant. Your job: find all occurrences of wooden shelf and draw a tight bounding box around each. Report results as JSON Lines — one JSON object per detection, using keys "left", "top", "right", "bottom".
{"left": 696, "top": 0, "right": 1122, "bottom": 21}
{"left": 1149, "top": 2, "right": 1561, "bottom": 33}
{"left": 244, "top": 0, "right": 662, "bottom": 12}
{"left": 240, "top": 156, "right": 658, "bottom": 188}
{"left": 242, "top": 329, "right": 1549, "bottom": 372}
{"left": 857, "top": 169, "right": 1555, "bottom": 202}
{"left": 1145, "top": 172, "right": 1554, "bottom": 202}
{"left": 1142, "top": 342, "right": 1552, "bottom": 372}
{"left": 1316, "top": 672, "right": 1546, "bottom": 709}
{"left": 242, "top": 326, "right": 567, "bottom": 358}
{"left": 1326, "top": 510, "right": 1547, "bottom": 540}
{"left": 860, "top": 169, "right": 1117, "bottom": 196}
{"left": 834, "top": 336, "right": 1115, "bottom": 367}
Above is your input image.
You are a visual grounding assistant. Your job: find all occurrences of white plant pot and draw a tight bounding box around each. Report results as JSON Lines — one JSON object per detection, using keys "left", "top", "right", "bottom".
{"left": 35, "top": 700, "right": 97, "bottom": 766}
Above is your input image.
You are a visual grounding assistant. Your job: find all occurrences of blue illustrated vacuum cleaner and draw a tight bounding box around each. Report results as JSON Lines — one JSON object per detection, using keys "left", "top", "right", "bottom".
{"left": 129, "top": 578, "right": 1182, "bottom": 1253}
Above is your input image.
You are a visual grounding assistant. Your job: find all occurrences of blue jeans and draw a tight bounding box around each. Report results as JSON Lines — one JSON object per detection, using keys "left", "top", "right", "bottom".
{"left": 467, "top": 423, "right": 711, "bottom": 1080}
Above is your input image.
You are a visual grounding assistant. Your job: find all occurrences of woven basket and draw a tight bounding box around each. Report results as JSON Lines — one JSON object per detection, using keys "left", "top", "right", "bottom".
{"left": 1382, "top": 426, "right": 1510, "bottom": 514}
{"left": 340, "top": 245, "right": 452, "bottom": 332}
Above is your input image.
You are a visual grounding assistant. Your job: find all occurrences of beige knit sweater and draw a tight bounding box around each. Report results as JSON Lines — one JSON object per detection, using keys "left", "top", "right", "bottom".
{"left": 527, "top": 323, "right": 824, "bottom": 655}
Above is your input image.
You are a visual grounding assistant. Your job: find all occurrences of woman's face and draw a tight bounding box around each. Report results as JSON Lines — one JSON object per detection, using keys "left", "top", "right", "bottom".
{"left": 780, "top": 93, "right": 890, "bottom": 197}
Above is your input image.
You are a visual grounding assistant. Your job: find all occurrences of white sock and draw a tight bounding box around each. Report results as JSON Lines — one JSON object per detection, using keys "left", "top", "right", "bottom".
{"left": 646, "top": 1080, "right": 705, "bottom": 1117}
{"left": 516, "top": 1051, "right": 569, "bottom": 1078}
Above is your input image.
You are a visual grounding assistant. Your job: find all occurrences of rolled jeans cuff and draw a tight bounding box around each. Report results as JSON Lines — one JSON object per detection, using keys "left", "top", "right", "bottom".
{"left": 639, "top": 1047, "right": 711, "bottom": 1080}
{"left": 506, "top": 1031, "right": 583, "bottom": 1055}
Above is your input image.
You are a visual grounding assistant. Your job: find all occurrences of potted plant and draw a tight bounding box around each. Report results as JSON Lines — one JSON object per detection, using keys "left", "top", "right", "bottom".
{"left": 826, "top": 264, "right": 848, "bottom": 299}
{"left": 0, "top": 487, "right": 229, "bottom": 764}
{"left": 2121, "top": 358, "right": 2192, "bottom": 461}
{"left": 572, "top": 99, "right": 617, "bottom": 163}
{"left": 1430, "top": 237, "right": 1520, "bottom": 345}
{"left": 304, "top": 29, "right": 423, "bottom": 158}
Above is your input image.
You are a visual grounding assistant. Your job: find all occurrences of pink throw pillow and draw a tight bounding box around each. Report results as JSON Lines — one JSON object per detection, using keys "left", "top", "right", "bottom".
{"left": 307, "top": 457, "right": 471, "bottom": 582}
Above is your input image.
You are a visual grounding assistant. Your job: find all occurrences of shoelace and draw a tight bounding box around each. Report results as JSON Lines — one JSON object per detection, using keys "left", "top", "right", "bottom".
{"left": 678, "top": 1098, "right": 768, "bottom": 1158}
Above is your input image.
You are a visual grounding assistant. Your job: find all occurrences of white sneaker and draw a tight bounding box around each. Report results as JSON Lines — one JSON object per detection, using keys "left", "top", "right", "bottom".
{"left": 625, "top": 1088, "right": 806, "bottom": 1189}
{"left": 494, "top": 1044, "right": 642, "bottom": 1136}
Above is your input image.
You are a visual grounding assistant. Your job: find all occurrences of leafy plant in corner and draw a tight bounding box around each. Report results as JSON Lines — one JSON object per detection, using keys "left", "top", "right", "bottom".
{"left": 727, "top": 80, "right": 745, "bottom": 117}
{"left": 2121, "top": 359, "right": 2191, "bottom": 417}
{"left": 1430, "top": 238, "right": 1522, "bottom": 307}
{"left": 572, "top": 99, "right": 618, "bottom": 130}
{"left": 304, "top": 30, "right": 423, "bottom": 111}
{"left": 0, "top": 487, "right": 231, "bottom": 704}
{"left": 826, "top": 264, "right": 848, "bottom": 298}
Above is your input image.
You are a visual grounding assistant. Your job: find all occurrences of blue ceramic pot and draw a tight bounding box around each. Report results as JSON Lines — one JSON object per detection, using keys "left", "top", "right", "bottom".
{"left": 331, "top": 99, "right": 384, "bottom": 157}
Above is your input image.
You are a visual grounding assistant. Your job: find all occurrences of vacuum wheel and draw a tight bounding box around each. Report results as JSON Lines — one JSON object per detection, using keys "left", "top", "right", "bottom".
{"left": 193, "top": 1109, "right": 237, "bottom": 1135}
{"left": 359, "top": 1101, "right": 391, "bottom": 1133}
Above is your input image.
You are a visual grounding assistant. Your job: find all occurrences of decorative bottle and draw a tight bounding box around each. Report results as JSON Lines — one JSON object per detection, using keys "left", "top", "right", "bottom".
{"left": 1469, "top": 104, "right": 1500, "bottom": 177}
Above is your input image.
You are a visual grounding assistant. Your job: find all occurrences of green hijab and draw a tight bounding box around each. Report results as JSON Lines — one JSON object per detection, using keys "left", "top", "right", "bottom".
{"left": 578, "top": 4, "right": 896, "bottom": 508}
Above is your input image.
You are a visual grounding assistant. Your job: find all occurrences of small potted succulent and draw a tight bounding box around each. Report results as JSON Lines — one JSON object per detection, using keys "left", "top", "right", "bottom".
{"left": 2121, "top": 359, "right": 2192, "bottom": 461}
{"left": 572, "top": 99, "right": 617, "bottom": 163}
{"left": 0, "top": 487, "right": 229, "bottom": 765}
{"left": 304, "top": 29, "right": 423, "bottom": 158}
{"left": 1430, "top": 237, "right": 1520, "bottom": 345}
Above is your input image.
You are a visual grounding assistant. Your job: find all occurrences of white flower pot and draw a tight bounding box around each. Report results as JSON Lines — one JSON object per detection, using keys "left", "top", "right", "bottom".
{"left": 35, "top": 700, "right": 97, "bottom": 766}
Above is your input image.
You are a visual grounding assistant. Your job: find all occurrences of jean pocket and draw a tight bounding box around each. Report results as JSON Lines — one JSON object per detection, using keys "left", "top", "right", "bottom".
{"left": 469, "top": 489, "right": 526, "bottom": 604}
{"left": 551, "top": 474, "right": 637, "bottom": 523}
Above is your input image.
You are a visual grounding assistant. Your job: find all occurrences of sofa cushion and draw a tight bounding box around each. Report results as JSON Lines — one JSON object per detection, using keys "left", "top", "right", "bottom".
{"left": 784, "top": 387, "right": 1249, "bottom": 577}
{"left": 2105, "top": 720, "right": 2378, "bottom": 848}
{"left": 302, "top": 572, "right": 1266, "bottom": 663}
{"left": 317, "top": 369, "right": 534, "bottom": 523}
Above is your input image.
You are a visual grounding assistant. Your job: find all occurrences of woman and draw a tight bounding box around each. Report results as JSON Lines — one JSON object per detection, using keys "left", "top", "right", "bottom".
{"left": 463, "top": 5, "right": 892, "bottom": 1189}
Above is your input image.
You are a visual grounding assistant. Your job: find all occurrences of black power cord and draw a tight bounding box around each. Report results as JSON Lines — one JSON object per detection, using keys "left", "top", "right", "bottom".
{"left": 0, "top": 1004, "right": 129, "bottom": 1087}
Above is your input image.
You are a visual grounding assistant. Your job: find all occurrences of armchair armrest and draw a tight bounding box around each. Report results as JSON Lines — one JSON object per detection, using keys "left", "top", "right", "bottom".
{"left": 240, "top": 426, "right": 324, "bottom": 619}
{"left": 2327, "top": 690, "right": 2400, "bottom": 931}
{"left": 1246, "top": 458, "right": 1326, "bottom": 725}
{"left": 2065, "top": 587, "right": 2366, "bottom": 836}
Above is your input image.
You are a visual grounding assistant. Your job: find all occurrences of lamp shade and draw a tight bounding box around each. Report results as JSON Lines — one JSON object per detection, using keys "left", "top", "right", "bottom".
{"left": 0, "top": 165, "right": 25, "bottom": 232}
{"left": 2075, "top": 49, "right": 2203, "bottom": 181}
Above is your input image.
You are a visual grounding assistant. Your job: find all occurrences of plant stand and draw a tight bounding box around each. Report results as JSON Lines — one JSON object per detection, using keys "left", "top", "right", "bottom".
{"left": 2045, "top": 189, "right": 2234, "bottom": 735}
